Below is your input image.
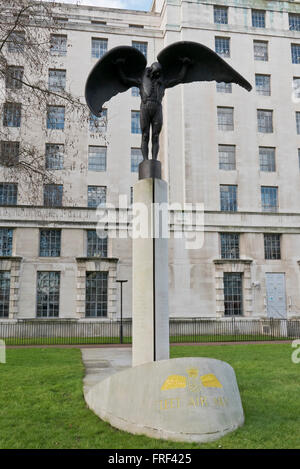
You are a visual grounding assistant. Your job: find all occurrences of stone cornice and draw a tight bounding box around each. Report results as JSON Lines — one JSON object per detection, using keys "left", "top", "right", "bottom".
{"left": 213, "top": 258, "right": 253, "bottom": 264}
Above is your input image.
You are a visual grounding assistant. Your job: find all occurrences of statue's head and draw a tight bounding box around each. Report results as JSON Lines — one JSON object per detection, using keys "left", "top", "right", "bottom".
{"left": 148, "top": 62, "right": 162, "bottom": 79}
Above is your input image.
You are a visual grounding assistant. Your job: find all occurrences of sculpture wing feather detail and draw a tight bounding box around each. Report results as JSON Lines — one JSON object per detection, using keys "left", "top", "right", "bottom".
{"left": 85, "top": 46, "right": 147, "bottom": 117}
{"left": 157, "top": 41, "right": 252, "bottom": 91}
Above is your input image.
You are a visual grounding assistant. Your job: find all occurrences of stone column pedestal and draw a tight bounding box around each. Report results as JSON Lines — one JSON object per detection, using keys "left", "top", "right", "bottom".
{"left": 132, "top": 177, "right": 169, "bottom": 367}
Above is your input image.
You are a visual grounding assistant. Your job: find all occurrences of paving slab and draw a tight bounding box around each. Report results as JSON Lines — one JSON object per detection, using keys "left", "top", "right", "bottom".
{"left": 81, "top": 347, "right": 132, "bottom": 394}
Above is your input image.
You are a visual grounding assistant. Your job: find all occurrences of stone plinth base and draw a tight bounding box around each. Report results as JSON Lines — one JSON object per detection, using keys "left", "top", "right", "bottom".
{"left": 132, "top": 178, "right": 169, "bottom": 367}
{"left": 85, "top": 357, "right": 244, "bottom": 443}
{"left": 139, "top": 159, "right": 161, "bottom": 179}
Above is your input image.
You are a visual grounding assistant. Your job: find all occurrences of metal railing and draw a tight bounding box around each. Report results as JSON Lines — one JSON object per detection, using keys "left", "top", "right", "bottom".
{"left": 0, "top": 317, "right": 299, "bottom": 346}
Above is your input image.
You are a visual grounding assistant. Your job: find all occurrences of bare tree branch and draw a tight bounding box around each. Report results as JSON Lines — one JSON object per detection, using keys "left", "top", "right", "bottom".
{"left": 0, "top": 0, "right": 106, "bottom": 205}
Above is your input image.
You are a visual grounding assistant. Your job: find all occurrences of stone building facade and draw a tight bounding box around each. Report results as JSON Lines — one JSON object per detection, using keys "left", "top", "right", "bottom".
{"left": 1, "top": 0, "right": 300, "bottom": 321}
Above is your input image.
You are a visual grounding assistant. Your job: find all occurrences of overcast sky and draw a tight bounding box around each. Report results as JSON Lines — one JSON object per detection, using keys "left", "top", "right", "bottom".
{"left": 56, "top": 0, "right": 153, "bottom": 11}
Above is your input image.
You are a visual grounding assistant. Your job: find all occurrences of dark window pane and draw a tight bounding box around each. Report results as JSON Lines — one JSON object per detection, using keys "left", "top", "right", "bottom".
{"left": 252, "top": 10, "right": 265, "bottom": 28}
{"left": 0, "top": 183, "right": 17, "bottom": 205}
{"left": 220, "top": 233, "right": 240, "bottom": 259}
{"left": 87, "top": 186, "right": 106, "bottom": 208}
{"left": 0, "top": 271, "right": 10, "bottom": 317}
{"left": 91, "top": 38, "right": 108, "bottom": 58}
{"left": 40, "top": 230, "right": 61, "bottom": 257}
{"left": 215, "top": 37, "right": 230, "bottom": 57}
{"left": 214, "top": 6, "right": 228, "bottom": 24}
{"left": 0, "top": 229, "right": 13, "bottom": 256}
{"left": 44, "top": 184, "right": 63, "bottom": 207}
{"left": 86, "top": 271, "right": 108, "bottom": 317}
{"left": 220, "top": 185, "right": 237, "bottom": 212}
{"left": 37, "top": 272, "right": 60, "bottom": 317}
{"left": 261, "top": 186, "right": 278, "bottom": 212}
{"left": 87, "top": 230, "right": 108, "bottom": 257}
{"left": 3, "top": 103, "right": 21, "bottom": 127}
{"left": 224, "top": 273, "right": 243, "bottom": 316}
{"left": 264, "top": 234, "right": 281, "bottom": 260}
{"left": 132, "top": 41, "right": 147, "bottom": 58}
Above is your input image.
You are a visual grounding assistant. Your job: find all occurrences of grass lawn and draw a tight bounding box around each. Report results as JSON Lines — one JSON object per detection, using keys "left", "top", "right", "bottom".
{"left": 4, "top": 335, "right": 287, "bottom": 346}
{"left": 0, "top": 344, "right": 299, "bottom": 449}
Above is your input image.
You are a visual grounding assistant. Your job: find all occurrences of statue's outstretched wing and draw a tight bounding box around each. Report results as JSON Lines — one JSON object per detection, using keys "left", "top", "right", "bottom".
{"left": 157, "top": 41, "right": 252, "bottom": 91}
{"left": 85, "top": 46, "right": 147, "bottom": 116}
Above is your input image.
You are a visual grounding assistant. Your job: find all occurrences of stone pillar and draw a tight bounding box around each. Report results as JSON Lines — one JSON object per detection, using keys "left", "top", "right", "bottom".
{"left": 132, "top": 177, "right": 169, "bottom": 367}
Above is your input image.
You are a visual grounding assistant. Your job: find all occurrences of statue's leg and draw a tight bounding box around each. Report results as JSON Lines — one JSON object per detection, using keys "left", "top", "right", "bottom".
{"left": 140, "top": 104, "right": 150, "bottom": 160}
{"left": 152, "top": 104, "right": 163, "bottom": 160}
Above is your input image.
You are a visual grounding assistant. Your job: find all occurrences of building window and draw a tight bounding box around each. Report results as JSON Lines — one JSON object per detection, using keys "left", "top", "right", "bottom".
{"left": 37, "top": 271, "right": 60, "bottom": 318}
{"left": 132, "top": 87, "right": 140, "bottom": 97}
{"left": 0, "top": 229, "right": 13, "bottom": 256}
{"left": 291, "top": 44, "right": 300, "bottom": 64}
{"left": 44, "top": 184, "right": 63, "bottom": 207}
{"left": 129, "top": 24, "right": 144, "bottom": 29}
{"left": 132, "top": 41, "right": 147, "bottom": 58}
{"left": 296, "top": 112, "right": 300, "bottom": 134}
{"left": 216, "top": 82, "right": 232, "bottom": 93}
{"left": 85, "top": 271, "right": 108, "bottom": 317}
{"left": 289, "top": 13, "right": 300, "bottom": 31}
{"left": 3, "top": 103, "right": 21, "bottom": 127}
{"left": 131, "top": 110, "right": 141, "bottom": 134}
{"left": 217, "top": 107, "right": 234, "bottom": 131}
{"left": 220, "top": 233, "right": 240, "bottom": 259}
{"left": 215, "top": 37, "right": 230, "bottom": 57}
{"left": 261, "top": 186, "right": 278, "bottom": 212}
{"left": 131, "top": 148, "right": 143, "bottom": 172}
{"left": 47, "top": 106, "right": 65, "bottom": 130}
{"left": 259, "top": 147, "right": 276, "bottom": 172}
{"left": 87, "top": 230, "right": 108, "bottom": 257}
{"left": 91, "top": 38, "right": 108, "bottom": 58}
{"left": 53, "top": 17, "right": 68, "bottom": 24}
{"left": 40, "top": 230, "right": 61, "bottom": 257}
{"left": 0, "top": 141, "right": 19, "bottom": 166}
{"left": 252, "top": 9, "right": 265, "bottom": 28}
{"left": 87, "top": 186, "right": 106, "bottom": 208}
{"left": 5, "top": 66, "right": 23, "bottom": 90}
{"left": 7, "top": 31, "right": 25, "bottom": 53}
{"left": 91, "top": 20, "right": 106, "bottom": 25}
{"left": 214, "top": 6, "right": 228, "bottom": 24}
{"left": 48, "top": 69, "right": 66, "bottom": 92}
{"left": 218, "top": 145, "right": 236, "bottom": 170}
{"left": 220, "top": 185, "right": 237, "bottom": 212}
{"left": 0, "top": 272, "right": 10, "bottom": 318}
{"left": 88, "top": 146, "right": 107, "bottom": 172}
{"left": 50, "top": 34, "right": 67, "bottom": 56}
{"left": 0, "top": 183, "right": 17, "bottom": 205}
{"left": 298, "top": 149, "right": 300, "bottom": 169}
{"left": 257, "top": 110, "right": 273, "bottom": 133}
{"left": 293, "top": 77, "right": 300, "bottom": 100}
{"left": 264, "top": 234, "right": 281, "bottom": 260}
{"left": 45, "top": 144, "right": 64, "bottom": 170}
{"left": 253, "top": 40, "right": 268, "bottom": 61}
{"left": 89, "top": 109, "right": 107, "bottom": 132}
{"left": 224, "top": 272, "right": 243, "bottom": 316}
{"left": 255, "top": 74, "right": 271, "bottom": 96}
{"left": 130, "top": 186, "right": 133, "bottom": 205}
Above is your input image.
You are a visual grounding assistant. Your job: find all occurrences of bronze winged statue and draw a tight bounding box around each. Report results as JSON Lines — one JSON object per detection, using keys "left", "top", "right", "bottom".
{"left": 85, "top": 41, "right": 252, "bottom": 162}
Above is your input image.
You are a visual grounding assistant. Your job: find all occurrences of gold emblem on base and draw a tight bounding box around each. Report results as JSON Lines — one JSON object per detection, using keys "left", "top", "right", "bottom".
{"left": 161, "top": 370, "right": 223, "bottom": 391}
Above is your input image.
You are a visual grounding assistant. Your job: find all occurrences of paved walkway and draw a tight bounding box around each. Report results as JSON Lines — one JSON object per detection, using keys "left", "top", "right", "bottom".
{"left": 80, "top": 340, "right": 291, "bottom": 394}
{"left": 81, "top": 347, "right": 132, "bottom": 394}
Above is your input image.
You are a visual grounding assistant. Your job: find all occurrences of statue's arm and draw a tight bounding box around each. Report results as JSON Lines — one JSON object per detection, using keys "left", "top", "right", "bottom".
{"left": 114, "top": 58, "right": 141, "bottom": 87}
{"left": 164, "top": 57, "right": 192, "bottom": 88}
